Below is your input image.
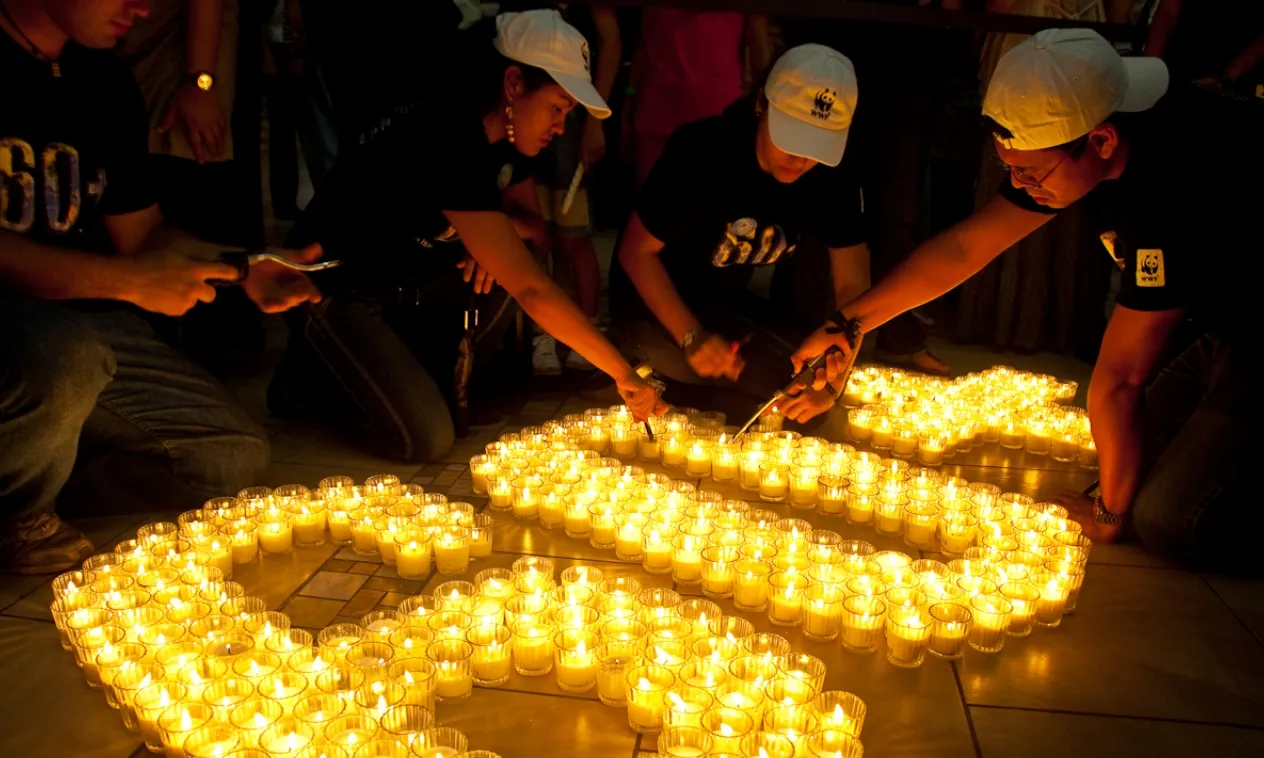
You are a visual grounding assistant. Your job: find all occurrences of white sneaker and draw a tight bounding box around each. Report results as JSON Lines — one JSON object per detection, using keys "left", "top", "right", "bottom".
{"left": 532, "top": 334, "right": 562, "bottom": 376}
{"left": 565, "top": 349, "right": 596, "bottom": 371}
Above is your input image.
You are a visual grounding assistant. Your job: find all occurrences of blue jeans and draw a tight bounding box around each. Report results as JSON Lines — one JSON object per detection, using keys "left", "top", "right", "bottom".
{"left": 0, "top": 300, "right": 269, "bottom": 522}
{"left": 1130, "top": 334, "right": 1251, "bottom": 567}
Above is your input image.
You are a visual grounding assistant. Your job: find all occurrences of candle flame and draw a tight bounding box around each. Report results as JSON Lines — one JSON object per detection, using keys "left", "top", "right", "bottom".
{"left": 179, "top": 707, "right": 192, "bottom": 730}
{"left": 253, "top": 711, "right": 268, "bottom": 728}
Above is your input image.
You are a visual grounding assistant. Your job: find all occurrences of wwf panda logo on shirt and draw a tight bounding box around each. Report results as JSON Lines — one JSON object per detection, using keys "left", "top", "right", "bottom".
{"left": 710, "top": 217, "right": 795, "bottom": 268}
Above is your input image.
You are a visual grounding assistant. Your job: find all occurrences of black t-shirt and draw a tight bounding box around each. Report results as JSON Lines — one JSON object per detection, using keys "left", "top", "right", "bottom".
{"left": 610, "top": 102, "right": 867, "bottom": 315}
{"left": 299, "top": 88, "right": 536, "bottom": 290}
{"left": 997, "top": 84, "right": 1255, "bottom": 342}
{"left": 0, "top": 32, "right": 153, "bottom": 252}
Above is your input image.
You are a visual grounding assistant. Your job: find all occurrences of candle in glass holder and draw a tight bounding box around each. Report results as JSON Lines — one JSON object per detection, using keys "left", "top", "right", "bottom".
{"left": 135, "top": 681, "right": 188, "bottom": 751}
{"left": 818, "top": 476, "right": 846, "bottom": 516}
{"left": 182, "top": 724, "right": 240, "bottom": 758}
{"left": 937, "top": 512, "right": 978, "bottom": 556}
{"left": 700, "top": 546, "right": 738, "bottom": 598}
{"left": 874, "top": 496, "right": 905, "bottom": 537}
{"left": 428, "top": 640, "right": 474, "bottom": 700}
{"left": 349, "top": 512, "right": 379, "bottom": 556}
{"left": 867, "top": 416, "right": 894, "bottom": 450}
{"left": 789, "top": 465, "right": 820, "bottom": 509}
{"left": 511, "top": 481, "right": 539, "bottom": 520}
{"left": 1051, "top": 430, "right": 1078, "bottom": 462}
{"left": 642, "top": 527, "right": 673, "bottom": 574}
{"left": 1033, "top": 571, "right": 1071, "bottom": 627}
{"left": 841, "top": 596, "right": 885, "bottom": 654}
{"left": 433, "top": 528, "right": 470, "bottom": 575}
{"left": 229, "top": 698, "right": 283, "bottom": 749}
{"left": 803, "top": 583, "right": 843, "bottom": 642}
{"left": 1024, "top": 419, "right": 1052, "bottom": 455}
{"left": 326, "top": 505, "right": 354, "bottom": 546}
{"left": 885, "top": 605, "right": 930, "bottom": 667}
{"left": 615, "top": 516, "right": 646, "bottom": 562}
{"left": 1077, "top": 433, "right": 1098, "bottom": 468}
{"left": 711, "top": 442, "right": 739, "bottom": 481}
{"left": 485, "top": 473, "right": 512, "bottom": 511}
{"left": 394, "top": 531, "right": 431, "bottom": 580}
{"left": 228, "top": 522, "right": 258, "bottom": 563}
{"left": 159, "top": 702, "right": 215, "bottom": 758}
{"left": 260, "top": 718, "right": 315, "bottom": 756}
{"left": 588, "top": 504, "right": 617, "bottom": 549}
{"left": 847, "top": 408, "right": 873, "bottom": 442}
{"left": 918, "top": 432, "right": 946, "bottom": 467}
{"left": 626, "top": 665, "right": 674, "bottom": 734}
{"left": 511, "top": 621, "right": 554, "bottom": 676}
{"left": 968, "top": 594, "right": 1013, "bottom": 653}
{"left": 732, "top": 560, "right": 771, "bottom": 612}
{"left": 661, "top": 436, "right": 686, "bottom": 468}
{"left": 814, "top": 690, "right": 866, "bottom": 737}
{"left": 767, "top": 571, "right": 803, "bottom": 627}
{"left": 685, "top": 440, "right": 713, "bottom": 478}
{"left": 638, "top": 426, "right": 662, "bottom": 461}
{"left": 564, "top": 498, "right": 592, "bottom": 539}
{"left": 890, "top": 427, "right": 918, "bottom": 458}
{"left": 554, "top": 629, "right": 597, "bottom": 692}
{"left": 469, "top": 455, "right": 496, "bottom": 494}
{"left": 927, "top": 603, "right": 971, "bottom": 660}
{"left": 738, "top": 449, "right": 764, "bottom": 491}
{"left": 902, "top": 502, "right": 939, "bottom": 549}
{"left": 759, "top": 463, "right": 789, "bottom": 503}
{"left": 1000, "top": 582, "right": 1040, "bottom": 637}
{"left": 999, "top": 419, "right": 1024, "bottom": 449}
{"left": 663, "top": 684, "right": 713, "bottom": 728}
{"left": 595, "top": 642, "right": 636, "bottom": 706}
{"left": 290, "top": 502, "right": 327, "bottom": 547}
{"left": 467, "top": 624, "right": 512, "bottom": 686}
{"left": 671, "top": 534, "right": 704, "bottom": 585}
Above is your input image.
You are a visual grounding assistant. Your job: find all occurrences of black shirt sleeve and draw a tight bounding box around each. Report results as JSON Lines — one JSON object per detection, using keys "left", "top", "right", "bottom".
{"left": 1114, "top": 197, "right": 1192, "bottom": 313}
{"left": 636, "top": 126, "right": 705, "bottom": 245}
{"left": 811, "top": 167, "right": 868, "bottom": 249}
{"left": 97, "top": 65, "right": 155, "bottom": 216}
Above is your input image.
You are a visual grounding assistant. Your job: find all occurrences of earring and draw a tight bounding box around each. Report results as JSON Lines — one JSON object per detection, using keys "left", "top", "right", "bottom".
{"left": 505, "top": 105, "right": 515, "bottom": 144}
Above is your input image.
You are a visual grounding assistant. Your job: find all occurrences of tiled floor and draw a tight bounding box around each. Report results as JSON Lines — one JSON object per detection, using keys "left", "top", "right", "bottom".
{"left": 2, "top": 346, "right": 1263, "bottom": 758}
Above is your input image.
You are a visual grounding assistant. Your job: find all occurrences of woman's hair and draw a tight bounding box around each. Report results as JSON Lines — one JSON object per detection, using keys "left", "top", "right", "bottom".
{"left": 464, "top": 16, "right": 557, "bottom": 116}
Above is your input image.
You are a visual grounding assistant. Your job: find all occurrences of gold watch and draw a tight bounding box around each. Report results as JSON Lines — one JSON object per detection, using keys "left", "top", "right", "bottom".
{"left": 186, "top": 71, "right": 215, "bottom": 92}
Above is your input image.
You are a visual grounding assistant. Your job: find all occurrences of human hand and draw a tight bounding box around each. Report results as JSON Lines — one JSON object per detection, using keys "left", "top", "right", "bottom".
{"left": 685, "top": 333, "right": 745, "bottom": 381}
{"left": 615, "top": 371, "right": 669, "bottom": 422}
{"left": 159, "top": 83, "right": 227, "bottom": 164}
{"left": 457, "top": 254, "right": 496, "bottom": 294}
{"left": 580, "top": 116, "right": 607, "bottom": 169}
{"left": 790, "top": 327, "right": 856, "bottom": 390}
{"left": 1053, "top": 490, "right": 1125, "bottom": 544}
{"left": 120, "top": 251, "right": 240, "bottom": 316}
{"left": 776, "top": 388, "right": 836, "bottom": 424}
{"left": 241, "top": 243, "right": 324, "bottom": 313}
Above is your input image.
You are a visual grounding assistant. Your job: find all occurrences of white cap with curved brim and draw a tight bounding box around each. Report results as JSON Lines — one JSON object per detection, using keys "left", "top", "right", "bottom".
{"left": 983, "top": 28, "right": 1169, "bottom": 151}
{"left": 493, "top": 9, "right": 611, "bottom": 119}
{"left": 765, "top": 44, "right": 858, "bottom": 168}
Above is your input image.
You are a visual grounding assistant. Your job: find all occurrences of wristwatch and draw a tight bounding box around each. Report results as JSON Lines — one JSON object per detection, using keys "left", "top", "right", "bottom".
{"left": 186, "top": 71, "right": 215, "bottom": 92}
{"left": 1093, "top": 496, "right": 1125, "bottom": 526}
{"left": 680, "top": 328, "right": 701, "bottom": 352}
{"left": 824, "top": 309, "right": 862, "bottom": 350}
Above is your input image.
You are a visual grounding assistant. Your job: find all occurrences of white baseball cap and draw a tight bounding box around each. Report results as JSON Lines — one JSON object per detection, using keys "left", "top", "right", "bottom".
{"left": 493, "top": 10, "right": 611, "bottom": 119}
{"left": 765, "top": 44, "right": 858, "bottom": 167}
{"left": 983, "top": 28, "right": 1169, "bottom": 151}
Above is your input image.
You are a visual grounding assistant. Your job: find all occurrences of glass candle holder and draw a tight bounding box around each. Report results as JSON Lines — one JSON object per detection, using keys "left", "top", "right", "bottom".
{"left": 432, "top": 527, "right": 470, "bottom": 576}
{"left": 999, "top": 581, "right": 1040, "bottom": 637}
{"left": 626, "top": 664, "right": 675, "bottom": 734}
{"left": 260, "top": 670, "right": 309, "bottom": 711}
{"left": 884, "top": 605, "right": 931, "bottom": 668}
{"left": 379, "top": 703, "right": 434, "bottom": 745}
{"left": 183, "top": 723, "right": 241, "bottom": 758}
{"left": 927, "top": 603, "right": 972, "bottom": 660}
{"left": 587, "top": 504, "right": 618, "bottom": 550}
{"left": 469, "top": 455, "right": 495, "bottom": 494}
{"left": 737, "top": 449, "right": 765, "bottom": 492}
{"left": 758, "top": 463, "right": 790, "bottom": 503}
{"left": 700, "top": 707, "right": 754, "bottom": 754}
{"left": 789, "top": 465, "right": 820, "bottom": 509}
{"left": 1077, "top": 433, "right": 1098, "bottom": 468}
{"left": 1024, "top": 419, "right": 1052, "bottom": 455}
{"left": 662, "top": 680, "right": 715, "bottom": 725}
{"left": 464, "top": 623, "right": 512, "bottom": 686}
{"left": 841, "top": 596, "right": 886, "bottom": 654}
{"left": 766, "top": 571, "right": 804, "bottom": 627}
{"left": 902, "top": 502, "right": 940, "bottom": 550}
{"left": 803, "top": 583, "right": 844, "bottom": 642}
{"left": 739, "top": 732, "right": 795, "bottom": 758}
{"left": 665, "top": 533, "right": 702, "bottom": 586}
{"left": 806, "top": 730, "right": 864, "bottom": 758}
{"left": 259, "top": 717, "right": 315, "bottom": 755}
{"left": 293, "top": 692, "right": 347, "bottom": 736}
{"left": 684, "top": 440, "right": 713, "bottom": 478}
{"left": 694, "top": 545, "right": 738, "bottom": 599}
{"left": 968, "top": 594, "right": 1013, "bottom": 653}
{"left": 730, "top": 559, "right": 771, "bottom": 613}
{"left": 134, "top": 681, "right": 188, "bottom": 751}
{"left": 468, "top": 514, "right": 493, "bottom": 560}
{"left": 485, "top": 472, "right": 512, "bottom": 512}
{"left": 510, "top": 619, "right": 554, "bottom": 677}
{"left": 229, "top": 698, "right": 284, "bottom": 749}
{"left": 1031, "top": 570, "right": 1072, "bottom": 627}
{"left": 354, "top": 679, "right": 406, "bottom": 721}
{"left": 323, "top": 714, "right": 380, "bottom": 752}
{"left": 426, "top": 639, "right": 474, "bottom": 701}
{"left": 814, "top": 690, "right": 866, "bottom": 737}
{"left": 589, "top": 641, "right": 635, "bottom": 706}
{"left": 764, "top": 704, "right": 820, "bottom": 755}
{"left": 553, "top": 628, "right": 598, "bottom": 693}
{"left": 937, "top": 511, "right": 978, "bottom": 557}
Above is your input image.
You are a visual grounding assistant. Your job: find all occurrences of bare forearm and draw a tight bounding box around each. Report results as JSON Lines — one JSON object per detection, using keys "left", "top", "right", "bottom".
{"left": 0, "top": 233, "right": 129, "bottom": 300}
{"left": 516, "top": 277, "right": 633, "bottom": 380}
{"left": 621, "top": 252, "right": 699, "bottom": 345}
{"left": 185, "top": 0, "right": 224, "bottom": 74}
{"left": 1088, "top": 379, "right": 1146, "bottom": 514}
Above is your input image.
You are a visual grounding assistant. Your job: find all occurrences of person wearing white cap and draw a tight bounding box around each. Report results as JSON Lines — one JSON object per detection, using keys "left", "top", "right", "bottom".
{"left": 270, "top": 9, "right": 664, "bottom": 462}
{"left": 609, "top": 44, "right": 869, "bottom": 428}
{"left": 791, "top": 29, "right": 1257, "bottom": 567}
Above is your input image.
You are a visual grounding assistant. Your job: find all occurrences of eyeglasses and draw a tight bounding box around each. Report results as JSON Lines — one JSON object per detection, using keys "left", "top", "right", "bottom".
{"left": 996, "top": 152, "right": 1070, "bottom": 188}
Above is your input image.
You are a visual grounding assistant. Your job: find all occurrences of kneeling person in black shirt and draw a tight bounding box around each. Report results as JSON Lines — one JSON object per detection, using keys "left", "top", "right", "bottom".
{"left": 793, "top": 30, "right": 1254, "bottom": 568}
{"left": 610, "top": 44, "right": 869, "bottom": 432}
{"left": 0, "top": 0, "right": 321, "bottom": 573}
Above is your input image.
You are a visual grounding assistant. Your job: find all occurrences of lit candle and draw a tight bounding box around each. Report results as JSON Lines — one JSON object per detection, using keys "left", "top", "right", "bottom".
{"left": 1024, "top": 419, "right": 1052, "bottom": 455}
{"left": 394, "top": 532, "right": 432, "bottom": 580}
{"left": 885, "top": 606, "right": 930, "bottom": 667}
{"left": 610, "top": 423, "right": 637, "bottom": 458}
{"left": 642, "top": 527, "right": 673, "bottom": 574}
{"left": 429, "top": 640, "right": 474, "bottom": 700}
{"left": 685, "top": 440, "right": 713, "bottom": 478}
{"left": 291, "top": 503, "right": 327, "bottom": 547}
{"left": 349, "top": 514, "right": 378, "bottom": 556}
{"left": 968, "top": 594, "right": 1013, "bottom": 653}
{"left": 759, "top": 463, "right": 789, "bottom": 503}
{"left": 999, "top": 419, "right": 1024, "bottom": 449}
{"left": 917, "top": 432, "right": 946, "bottom": 467}
{"left": 661, "top": 435, "right": 685, "bottom": 468}
{"left": 902, "top": 503, "right": 939, "bottom": 549}
{"left": 767, "top": 571, "right": 803, "bottom": 627}
{"left": 700, "top": 546, "right": 737, "bottom": 598}
{"left": 1033, "top": 572, "right": 1071, "bottom": 627}
{"left": 554, "top": 631, "right": 597, "bottom": 692}
{"left": 511, "top": 482, "right": 539, "bottom": 520}
{"left": 928, "top": 603, "right": 971, "bottom": 660}
{"left": 738, "top": 450, "right": 764, "bottom": 491}
{"left": 789, "top": 465, "right": 819, "bottom": 509}
{"left": 891, "top": 428, "right": 918, "bottom": 458}
{"left": 469, "top": 454, "right": 496, "bottom": 494}
{"left": 1051, "top": 430, "right": 1078, "bottom": 462}
{"left": 672, "top": 534, "right": 704, "bottom": 585}
{"left": 626, "top": 667, "right": 673, "bottom": 734}
{"left": 711, "top": 442, "right": 739, "bottom": 481}
{"left": 512, "top": 622, "right": 554, "bottom": 676}
{"left": 229, "top": 523, "right": 258, "bottom": 563}
{"left": 468, "top": 625, "right": 512, "bottom": 685}
{"left": 486, "top": 474, "right": 513, "bottom": 511}
{"left": 1077, "top": 433, "right": 1098, "bottom": 468}
{"left": 802, "top": 584, "right": 843, "bottom": 642}
{"left": 433, "top": 529, "right": 470, "bottom": 576}
{"left": 638, "top": 427, "right": 662, "bottom": 461}
{"left": 841, "top": 596, "right": 886, "bottom": 654}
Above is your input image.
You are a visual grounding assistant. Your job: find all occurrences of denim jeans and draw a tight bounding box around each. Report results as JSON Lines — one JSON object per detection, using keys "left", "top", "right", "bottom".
{"left": 1130, "top": 334, "right": 1251, "bottom": 567}
{"left": 286, "top": 278, "right": 517, "bottom": 463}
{"left": 0, "top": 299, "right": 269, "bottom": 523}
{"left": 608, "top": 300, "right": 849, "bottom": 441}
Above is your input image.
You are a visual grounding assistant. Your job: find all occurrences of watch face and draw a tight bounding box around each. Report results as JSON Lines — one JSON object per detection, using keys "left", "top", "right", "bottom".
{"left": 196, "top": 72, "right": 214, "bottom": 91}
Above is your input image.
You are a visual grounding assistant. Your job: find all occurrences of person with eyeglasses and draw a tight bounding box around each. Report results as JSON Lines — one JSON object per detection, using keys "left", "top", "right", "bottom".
{"left": 788, "top": 29, "right": 1256, "bottom": 568}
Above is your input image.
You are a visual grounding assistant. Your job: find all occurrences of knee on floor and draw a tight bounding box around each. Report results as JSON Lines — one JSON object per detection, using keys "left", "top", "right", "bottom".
{"left": 177, "top": 421, "right": 272, "bottom": 497}
{"left": 1, "top": 312, "right": 115, "bottom": 421}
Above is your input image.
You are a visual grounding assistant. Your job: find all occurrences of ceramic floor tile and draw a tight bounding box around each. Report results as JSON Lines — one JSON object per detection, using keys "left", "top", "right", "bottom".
{"left": 280, "top": 596, "right": 347, "bottom": 629}
{"left": 267, "top": 425, "right": 422, "bottom": 480}
{"left": 971, "top": 706, "right": 1264, "bottom": 758}
{"left": 959, "top": 564, "right": 1264, "bottom": 726}
{"left": 229, "top": 542, "right": 338, "bottom": 609}
{"left": 434, "top": 688, "right": 638, "bottom": 757}
{"left": 297, "top": 571, "right": 369, "bottom": 600}
{"left": 335, "top": 547, "right": 383, "bottom": 563}
{"left": 342, "top": 589, "right": 385, "bottom": 617}
{"left": 0, "top": 573, "right": 48, "bottom": 615}
{"left": 0, "top": 617, "right": 140, "bottom": 758}
{"left": 1205, "top": 575, "right": 1264, "bottom": 645}
{"left": 379, "top": 592, "right": 410, "bottom": 608}
{"left": 362, "top": 576, "right": 426, "bottom": 595}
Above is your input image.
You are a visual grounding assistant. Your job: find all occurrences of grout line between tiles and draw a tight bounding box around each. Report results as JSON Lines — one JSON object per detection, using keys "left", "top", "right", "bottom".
{"left": 0, "top": 612, "right": 55, "bottom": 625}
{"left": 967, "top": 703, "right": 1264, "bottom": 732}
{"left": 1201, "top": 575, "right": 1264, "bottom": 648}
{"left": 632, "top": 732, "right": 643, "bottom": 757}
{"left": 950, "top": 661, "right": 984, "bottom": 758}
{"left": 472, "top": 683, "right": 602, "bottom": 705}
